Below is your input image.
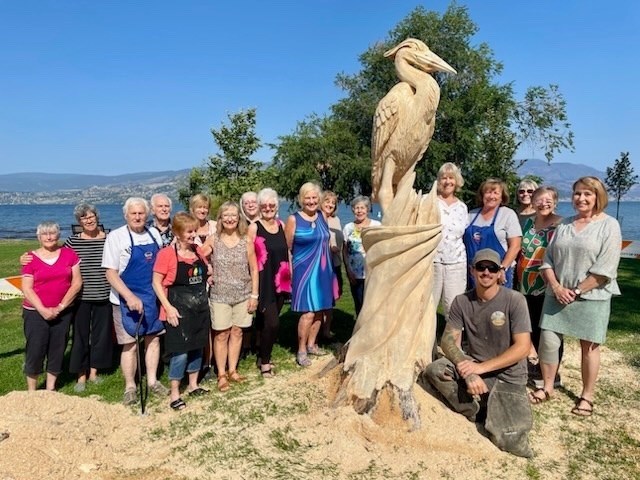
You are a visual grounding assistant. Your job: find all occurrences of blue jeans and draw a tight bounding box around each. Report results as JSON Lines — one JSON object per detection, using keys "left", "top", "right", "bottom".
{"left": 168, "top": 349, "right": 203, "bottom": 381}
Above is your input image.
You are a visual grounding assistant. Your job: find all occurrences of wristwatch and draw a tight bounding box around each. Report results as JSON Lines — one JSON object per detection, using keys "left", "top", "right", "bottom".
{"left": 573, "top": 287, "right": 582, "bottom": 297}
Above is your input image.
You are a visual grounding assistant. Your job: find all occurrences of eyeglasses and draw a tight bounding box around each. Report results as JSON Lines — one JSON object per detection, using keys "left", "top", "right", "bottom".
{"left": 518, "top": 189, "right": 534, "bottom": 195}
{"left": 474, "top": 263, "right": 501, "bottom": 273}
{"left": 260, "top": 203, "right": 277, "bottom": 210}
{"left": 80, "top": 214, "right": 97, "bottom": 223}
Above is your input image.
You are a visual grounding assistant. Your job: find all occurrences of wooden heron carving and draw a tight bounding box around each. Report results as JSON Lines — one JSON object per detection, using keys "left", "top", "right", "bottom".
{"left": 371, "top": 39, "right": 456, "bottom": 213}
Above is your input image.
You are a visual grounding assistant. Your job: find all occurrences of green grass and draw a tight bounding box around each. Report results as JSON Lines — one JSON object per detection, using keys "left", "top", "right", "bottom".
{"left": 1, "top": 239, "right": 639, "bottom": 478}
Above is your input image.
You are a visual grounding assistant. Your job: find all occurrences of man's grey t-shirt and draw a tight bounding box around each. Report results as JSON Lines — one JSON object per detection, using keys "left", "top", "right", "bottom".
{"left": 449, "top": 287, "right": 531, "bottom": 385}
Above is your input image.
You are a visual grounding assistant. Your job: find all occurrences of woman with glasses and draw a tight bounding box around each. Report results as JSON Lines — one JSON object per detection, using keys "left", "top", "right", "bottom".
{"left": 247, "top": 188, "right": 291, "bottom": 377}
{"left": 516, "top": 179, "right": 539, "bottom": 230}
{"left": 240, "top": 191, "right": 260, "bottom": 224}
{"left": 464, "top": 178, "right": 522, "bottom": 289}
{"left": 516, "top": 187, "right": 563, "bottom": 386}
{"left": 203, "top": 202, "right": 259, "bottom": 392}
{"left": 66, "top": 204, "right": 113, "bottom": 392}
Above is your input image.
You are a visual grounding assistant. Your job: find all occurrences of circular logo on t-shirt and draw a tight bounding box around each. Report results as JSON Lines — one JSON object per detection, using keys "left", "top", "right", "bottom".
{"left": 491, "top": 311, "right": 506, "bottom": 327}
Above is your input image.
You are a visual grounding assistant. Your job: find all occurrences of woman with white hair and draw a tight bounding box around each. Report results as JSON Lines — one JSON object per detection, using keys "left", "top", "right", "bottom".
{"left": 285, "top": 182, "right": 335, "bottom": 367}
{"left": 102, "top": 197, "right": 168, "bottom": 405}
{"left": 21, "top": 221, "right": 82, "bottom": 391}
{"left": 240, "top": 191, "right": 260, "bottom": 223}
{"left": 248, "top": 188, "right": 291, "bottom": 377}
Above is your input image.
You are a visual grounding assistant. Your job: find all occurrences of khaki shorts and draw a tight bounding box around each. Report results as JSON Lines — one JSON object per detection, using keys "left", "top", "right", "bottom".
{"left": 112, "top": 304, "right": 165, "bottom": 345}
{"left": 209, "top": 299, "right": 252, "bottom": 331}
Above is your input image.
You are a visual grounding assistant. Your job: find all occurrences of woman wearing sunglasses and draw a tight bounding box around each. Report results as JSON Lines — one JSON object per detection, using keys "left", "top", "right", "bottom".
{"left": 516, "top": 179, "right": 539, "bottom": 230}
{"left": 247, "top": 188, "right": 291, "bottom": 377}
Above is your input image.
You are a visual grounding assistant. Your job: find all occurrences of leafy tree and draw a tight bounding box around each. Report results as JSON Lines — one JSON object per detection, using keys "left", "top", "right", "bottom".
{"left": 179, "top": 108, "right": 265, "bottom": 208}
{"left": 605, "top": 152, "right": 637, "bottom": 219}
{"left": 271, "top": 115, "right": 370, "bottom": 203}
{"left": 274, "top": 4, "right": 574, "bottom": 206}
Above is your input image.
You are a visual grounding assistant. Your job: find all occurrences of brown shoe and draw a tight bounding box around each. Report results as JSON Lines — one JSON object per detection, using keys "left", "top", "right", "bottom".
{"left": 217, "top": 374, "right": 230, "bottom": 393}
{"left": 228, "top": 370, "right": 246, "bottom": 383}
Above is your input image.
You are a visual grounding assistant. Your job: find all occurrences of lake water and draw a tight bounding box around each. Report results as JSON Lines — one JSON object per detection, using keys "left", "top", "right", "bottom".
{"left": 0, "top": 202, "right": 638, "bottom": 241}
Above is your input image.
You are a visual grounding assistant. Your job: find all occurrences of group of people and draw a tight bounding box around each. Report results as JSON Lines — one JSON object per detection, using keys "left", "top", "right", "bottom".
{"left": 427, "top": 166, "right": 622, "bottom": 456}
{"left": 19, "top": 171, "right": 622, "bottom": 450}
{"left": 19, "top": 184, "right": 383, "bottom": 410}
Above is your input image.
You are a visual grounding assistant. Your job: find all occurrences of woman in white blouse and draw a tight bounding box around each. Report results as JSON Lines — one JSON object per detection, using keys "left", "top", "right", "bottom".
{"left": 432, "top": 163, "right": 468, "bottom": 321}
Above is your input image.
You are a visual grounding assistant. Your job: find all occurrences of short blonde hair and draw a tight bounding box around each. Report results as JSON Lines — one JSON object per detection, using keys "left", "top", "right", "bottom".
{"left": 573, "top": 176, "right": 608, "bottom": 214}
{"left": 476, "top": 178, "right": 509, "bottom": 207}
{"left": 189, "top": 193, "right": 211, "bottom": 214}
{"left": 216, "top": 202, "right": 247, "bottom": 236}
{"left": 297, "top": 182, "right": 322, "bottom": 207}
{"left": 437, "top": 162, "right": 464, "bottom": 192}
{"left": 321, "top": 191, "right": 338, "bottom": 217}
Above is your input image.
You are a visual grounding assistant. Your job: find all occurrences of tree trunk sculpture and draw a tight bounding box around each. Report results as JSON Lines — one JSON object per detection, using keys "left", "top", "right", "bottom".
{"left": 334, "top": 39, "right": 456, "bottom": 429}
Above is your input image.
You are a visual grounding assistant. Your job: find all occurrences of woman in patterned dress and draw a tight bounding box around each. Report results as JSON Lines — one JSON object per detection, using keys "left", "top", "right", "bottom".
{"left": 248, "top": 188, "right": 291, "bottom": 377}
{"left": 432, "top": 163, "right": 468, "bottom": 324}
{"left": 285, "top": 182, "right": 335, "bottom": 367}
{"left": 342, "top": 196, "right": 380, "bottom": 317}
{"left": 516, "top": 187, "right": 562, "bottom": 385}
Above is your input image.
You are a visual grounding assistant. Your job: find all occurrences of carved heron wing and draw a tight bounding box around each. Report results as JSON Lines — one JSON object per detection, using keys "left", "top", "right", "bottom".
{"left": 371, "top": 83, "right": 413, "bottom": 199}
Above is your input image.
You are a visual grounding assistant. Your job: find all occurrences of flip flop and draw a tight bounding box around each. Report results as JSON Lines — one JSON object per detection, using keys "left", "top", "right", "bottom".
{"left": 571, "top": 397, "right": 594, "bottom": 417}
{"left": 261, "top": 367, "right": 275, "bottom": 378}
{"left": 170, "top": 398, "right": 186, "bottom": 410}
{"left": 529, "top": 388, "right": 551, "bottom": 404}
{"left": 188, "top": 387, "right": 210, "bottom": 397}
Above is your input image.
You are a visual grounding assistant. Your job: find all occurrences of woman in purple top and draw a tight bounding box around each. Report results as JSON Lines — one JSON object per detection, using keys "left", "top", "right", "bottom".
{"left": 21, "top": 221, "right": 82, "bottom": 391}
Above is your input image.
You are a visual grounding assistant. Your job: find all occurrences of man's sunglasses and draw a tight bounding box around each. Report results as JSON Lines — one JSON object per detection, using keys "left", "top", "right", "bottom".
{"left": 474, "top": 262, "right": 501, "bottom": 273}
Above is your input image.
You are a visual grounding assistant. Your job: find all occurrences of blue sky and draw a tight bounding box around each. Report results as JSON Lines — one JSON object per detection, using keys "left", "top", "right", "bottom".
{"left": 1, "top": 1, "right": 638, "bottom": 175}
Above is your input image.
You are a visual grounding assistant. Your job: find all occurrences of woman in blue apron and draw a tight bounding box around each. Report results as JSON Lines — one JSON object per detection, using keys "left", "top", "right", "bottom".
{"left": 103, "top": 197, "right": 168, "bottom": 405}
{"left": 464, "top": 178, "right": 522, "bottom": 289}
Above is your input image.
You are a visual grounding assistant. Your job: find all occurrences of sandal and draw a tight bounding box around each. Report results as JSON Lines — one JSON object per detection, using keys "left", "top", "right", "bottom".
{"left": 170, "top": 398, "right": 186, "bottom": 410}
{"left": 571, "top": 397, "right": 594, "bottom": 417}
{"left": 228, "top": 370, "right": 246, "bottom": 383}
{"left": 188, "top": 387, "right": 210, "bottom": 396}
{"left": 529, "top": 388, "right": 551, "bottom": 405}
{"left": 217, "top": 374, "right": 230, "bottom": 393}
{"left": 296, "top": 352, "right": 312, "bottom": 367}
{"left": 261, "top": 367, "right": 275, "bottom": 378}
{"left": 307, "top": 345, "right": 328, "bottom": 356}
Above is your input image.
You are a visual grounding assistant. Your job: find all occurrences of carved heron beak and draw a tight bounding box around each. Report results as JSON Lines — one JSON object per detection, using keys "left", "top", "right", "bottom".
{"left": 415, "top": 50, "right": 457, "bottom": 75}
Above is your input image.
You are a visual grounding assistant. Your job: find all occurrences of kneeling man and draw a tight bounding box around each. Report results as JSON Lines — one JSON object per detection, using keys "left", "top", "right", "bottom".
{"left": 424, "top": 248, "right": 533, "bottom": 457}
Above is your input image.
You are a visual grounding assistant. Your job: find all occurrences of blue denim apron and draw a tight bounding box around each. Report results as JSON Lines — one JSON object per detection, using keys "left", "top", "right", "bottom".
{"left": 119, "top": 228, "right": 163, "bottom": 337}
{"left": 463, "top": 207, "right": 513, "bottom": 288}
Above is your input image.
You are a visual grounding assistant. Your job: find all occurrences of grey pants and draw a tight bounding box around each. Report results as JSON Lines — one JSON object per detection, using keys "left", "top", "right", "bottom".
{"left": 424, "top": 357, "right": 533, "bottom": 458}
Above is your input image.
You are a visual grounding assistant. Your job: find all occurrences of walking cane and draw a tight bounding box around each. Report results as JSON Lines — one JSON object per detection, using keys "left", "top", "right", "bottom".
{"left": 134, "top": 310, "right": 147, "bottom": 415}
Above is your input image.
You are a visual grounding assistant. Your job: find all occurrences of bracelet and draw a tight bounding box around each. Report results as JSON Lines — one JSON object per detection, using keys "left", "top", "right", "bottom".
{"left": 250, "top": 294, "right": 259, "bottom": 300}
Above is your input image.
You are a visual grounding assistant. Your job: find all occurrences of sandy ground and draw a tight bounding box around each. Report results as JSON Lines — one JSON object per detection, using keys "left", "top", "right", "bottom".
{"left": 0, "top": 341, "right": 638, "bottom": 480}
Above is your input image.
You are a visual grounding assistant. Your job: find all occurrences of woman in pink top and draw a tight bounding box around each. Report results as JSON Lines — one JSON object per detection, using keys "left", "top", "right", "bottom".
{"left": 21, "top": 221, "right": 82, "bottom": 391}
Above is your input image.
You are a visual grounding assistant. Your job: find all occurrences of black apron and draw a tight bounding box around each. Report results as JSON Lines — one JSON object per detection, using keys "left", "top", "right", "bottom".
{"left": 164, "top": 246, "right": 210, "bottom": 354}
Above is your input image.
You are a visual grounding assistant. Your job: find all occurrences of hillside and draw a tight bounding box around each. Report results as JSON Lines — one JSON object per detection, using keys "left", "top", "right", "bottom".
{"left": 0, "top": 170, "right": 190, "bottom": 204}
{"left": 0, "top": 162, "right": 638, "bottom": 204}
